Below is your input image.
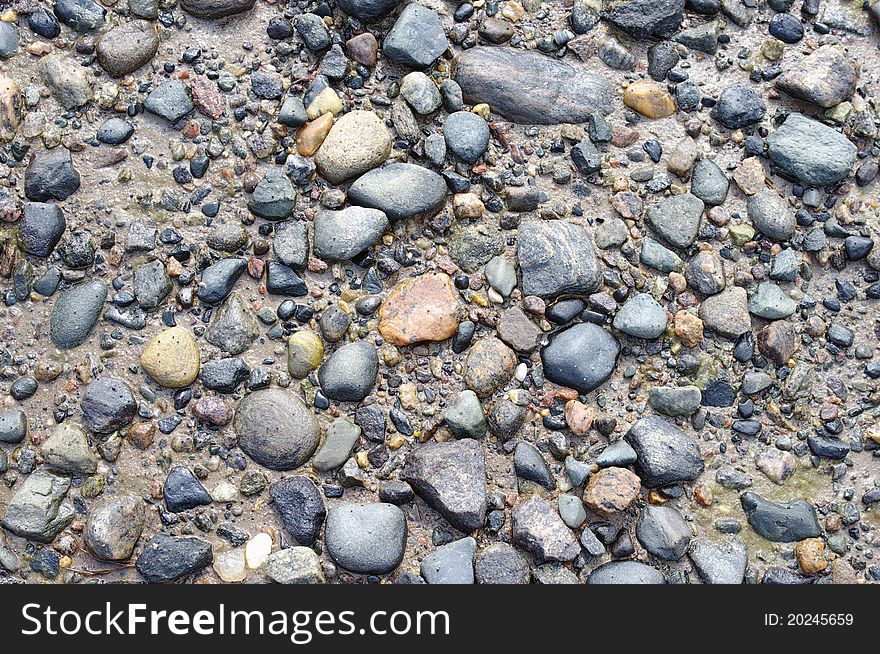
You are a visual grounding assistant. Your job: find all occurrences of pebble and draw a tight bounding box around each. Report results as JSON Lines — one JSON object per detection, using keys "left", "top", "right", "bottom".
{"left": 314, "top": 110, "right": 391, "bottom": 184}
{"left": 144, "top": 80, "right": 194, "bottom": 123}
{"left": 96, "top": 21, "right": 159, "bottom": 78}
{"left": 313, "top": 207, "right": 388, "bottom": 260}
{"left": 324, "top": 503, "right": 407, "bottom": 574}
{"left": 518, "top": 221, "right": 601, "bottom": 298}
{"left": 767, "top": 113, "right": 857, "bottom": 186}
{"left": 140, "top": 327, "right": 200, "bottom": 388}
{"left": 50, "top": 279, "right": 107, "bottom": 349}
{"left": 688, "top": 538, "right": 747, "bottom": 584}
{"left": 613, "top": 293, "right": 668, "bottom": 339}
{"left": 625, "top": 416, "right": 705, "bottom": 486}
{"left": 135, "top": 535, "right": 212, "bottom": 583}
{"left": 636, "top": 505, "right": 692, "bottom": 560}
{"left": 474, "top": 543, "right": 530, "bottom": 584}
{"left": 266, "top": 547, "right": 325, "bottom": 584}
{"left": 541, "top": 322, "right": 619, "bottom": 393}
{"left": 271, "top": 476, "right": 326, "bottom": 546}
{"left": 234, "top": 388, "right": 319, "bottom": 470}
{"left": 740, "top": 492, "right": 821, "bottom": 542}
{"left": 443, "top": 111, "right": 490, "bottom": 163}
{"left": 348, "top": 163, "right": 446, "bottom": 221}
{"left": 383, "top": 4, "right": 448, "bottom": 69}
{"left": 588, "top": 560, "right": 665, "bottom": 584}
{"left": 511, "top": 496, "right": 580, "bottom": 562}
{"left": 420, "top": 537, "right": 476, "bottom": 584}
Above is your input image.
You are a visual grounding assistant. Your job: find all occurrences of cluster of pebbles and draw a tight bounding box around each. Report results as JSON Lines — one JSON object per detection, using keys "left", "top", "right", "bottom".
{"left": 0, "top": 0, "right": 879, "bottom": 585}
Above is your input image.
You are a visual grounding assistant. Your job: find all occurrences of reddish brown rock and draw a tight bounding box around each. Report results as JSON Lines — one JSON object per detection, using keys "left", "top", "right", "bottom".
{"left": 192, "top": 396, "right": 233, "bottom": 426}
{"left": 464, "top": 337, "right": 517, "bottom": 397}
{"left": 757, "top": 321, "right": 798, "bottom": 366}
{"left": 674, "top": 310, "right": 704, "bottom": 348}
{"left": 795, "top": 537, "right": 827, "bottom": 574}
{"left": 191, "top": 77, "right": 225, "bottom": 119}
{"left": 346, "top": 33, "right": 378, "bottom": 67}
{"left": 128, "top": 421, "right": 155, "bottom": 450}
{"left": 378, "top": 273, "right": 462, "bottom": 347}
{"left": 583, "top": 467, "right": 641, "bottom": 515}
{"left": 564, "top": 400, "right": 593, "bottom": 436}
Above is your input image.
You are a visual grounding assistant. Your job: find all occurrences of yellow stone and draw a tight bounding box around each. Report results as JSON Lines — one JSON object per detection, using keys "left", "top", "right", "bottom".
{"left": 306, "top": 86, "right": 343, "bottom": 120}
{"left": 287, "top": 330, "right": 324, "bottom": 379}
{"left": 378, "top": 273, "right": 462, "bottom": 347}
{"left": 0, "top": 76, "right": 21, "bottom": 143}
{"left": 796, "top": 537, "right": 827, "bottom": 574}
{"left": 295, "top": 112, "right": 333, "bottom": 157}
{"left": 452, "top": 193, "right": 484, "bottom": 219}
{"left": 140, "top": 326, "right": 200, "bottom": 388}
{"left": 623, "top": 80, "right": 676, "bottom": 119}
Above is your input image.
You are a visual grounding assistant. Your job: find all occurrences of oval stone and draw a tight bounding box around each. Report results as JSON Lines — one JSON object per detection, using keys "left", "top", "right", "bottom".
{"left": 233, "top": 388, "right": 319, "bottom": 470}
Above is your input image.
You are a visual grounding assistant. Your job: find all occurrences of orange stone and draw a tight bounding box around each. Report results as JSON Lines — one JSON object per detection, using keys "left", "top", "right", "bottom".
{"left": 674, "top": 310, "right": 704, "bottom": 348}
{"left": 378, "top": 272, "right": 462, "bottom": 347}
{"left": 295, "top": 112, "right": 333, "bottom": 157}
{"left": 623, "top": 80, "right": 676, "bottom": 119}
{"left": 583, "top": 466, "right": 641, "bottom": 515}
{"left": 564, "top": 400, "right": 594, "bottom": 436}
{"left": 796, "top": 537, "right": 827, "bottom": 574}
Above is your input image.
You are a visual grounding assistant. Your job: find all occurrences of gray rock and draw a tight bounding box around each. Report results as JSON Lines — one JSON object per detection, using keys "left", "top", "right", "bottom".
{"left": 596, "top": 440, "right": 638, "bottom": 467}
{"left": 453, "top": 47, "right": 614, "bottom": 124}
{"left": 514, "top": 441, "right": 556, "bottom": 490}
{"left": 0, "top": 21, "right": 19, "bottom": 58}
{"left": 775, "top": 45, "right": 857, "bottom": 109}
{"left": 312, "top": 417, "right": 361, "bottom": 471}
{"left": 689, "top": 537, "right": 747, "bottom": 584}
{"left": 742, "top": 372, "right": 773, "bottom": 394}
{"left": 613, "top": 293, "right": 667, "bottom": 339}
{"left": 625, "top": 416, "right": 704, "bottom": 487}
{"left": 0, "top": 410, "right": 26, "bottom": 443}
{"left": 558, "top": 494, "right": 587, "bottom": 529}
{"left": 96, "top": 21, "right": 159, "bottom": 77}
{"left": 40, "top": 423, "right": 97, "bottom": 475}
{"left": 197, "top": 258, "right": 246, "bottom": 305}
{"left": 144, "top": 80, "right": 193, "bottom": 123}
{"left": 278, "top": 96, "right": 308, "bottom": 127}
{"left": 541, "top": 322, "right": 619, "bottom": 393}
{"left": 270, "top": 476, "right": 326, "bottom": 545}
{"left": 740, "top": 492, "right": 821, "bottom": 542}
{"left": 747, "top": 191, "right": 795, "bottom": 242}
{"left": 641, "top": 238, "right": 683, "bottom": 273}
{"left": 179, "top": 0, "right": 256, "bottom": 18}
{"left": 443, "top": 111, "right": 490, "bottom": 164}
{"left": 448, "top": 222, "right": 504, "bottom": 273}
{"left": 19, "top": 203, "right": 66, "bottom": 257}
{"left": 1, "top": 470, "right": 74, "bottom": 543}
{"left": 636, "top": 505, "right": 691, "bottom": 560}
{"left": 646, "top": 193, "right": 704, "bottom": 249}
{"left": 383, "top": 4, "right": 448, "bottom": 69}
{"left": 601, "top": 0, "right": 685, "bottom": 39}
{"left": 318, "top": 340, "right": 378, "bottom": 402}
{"left": 698, "top": 286, "right": 751, "bottom": 337}
{"left": 134, "top": 259, "right": 171, "bottom": 309}
{"left": 444, "top": 390, "right": 487, "bottom": 439}
{"left": 348, "top": 163, "right": 446, "bottom": 221}
{"left": 767, "top": 113, "right": 856, "bottom": 186}
{"left": 711, "top": 84, "right": 766, "bottom": 129}
{"left": 25, "top": 148, "right": 80, "bottom": 202}
{"left": 400, "top": 72, "right": 441, "bottom": 114}
{"left": 691, "top": 159, "right": 729, "bottom": 206}
{"left": 748, "top": 282, "right": 797, "bottom": 320}
{"left": 474, "top": 543, "right": 530, "bottom": 584}
{"left": 420, "top": 537, "right": 476, "bottom": 584}
{"left": 163, "top": 466, "right": 211, "bottom": 512}
{"left": 135, "top": 535, "right": 212, "bottom": 583}
{"left": 313, "top": 207, "right": 388, "bottom": 260}
{"left": 485, "top": 256, "right": 516, "bottom": 297}
{"left": 648, "top": 385, "right": 702, "bottom": 416}
{"left": 248, "top": 169, "right": 296, "bottom": 220}
{"left": 294, "top": 13, "right": 330, "bottom": 51}
{"left": 496, "top": 306, "right": 541, "bottom": 353}
{"left": 84, "top": 495, "right": 145, "bottom": 561}
{"left": 55, "top": 0, "right": 105, "bottom": 31}
{"left": 511, "top": 496, "right": 580, "bottom": 562}
{"left": 233, "top": 388, "right": 320, "bottom": 470}
{"left": 50, "top": 279, "right": 107, "bottom": 349}
{"left": 205, "top": 292, "right": 260, "bottom": 355}
{"left": 337, "top": 0, "right": 401, "bottom": 22}
{"left": 325, "top": 503, "right": 407, "bottom": 574}
{"left": 266, "top": 547, "right": 325, "bottom": 584}
{"left": 80, "top": 377, "right": 137, "bottom": 434}
{"left": 402, "top": 439, "right": 487, "bottom": 532}
{"left": 272, "top": 221, "right": 309, "bottom": 268}
{"left": 588, "top": 560, "right": 665, "bottom": 584}
{"left": 518, "top": 221, "right": 601, "bottom": 299}
{"left": 97, "top": 117, "right": 135, "bottom": 145}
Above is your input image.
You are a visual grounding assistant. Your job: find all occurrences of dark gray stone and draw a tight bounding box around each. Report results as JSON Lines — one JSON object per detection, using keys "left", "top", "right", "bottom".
{"left": 625, "top": 416, "right": 704, "bottom": 487}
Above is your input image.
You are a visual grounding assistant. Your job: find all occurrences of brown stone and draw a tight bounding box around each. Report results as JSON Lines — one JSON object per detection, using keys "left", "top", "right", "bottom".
{"left": 583, "top": 467, "right": 641, "bottom": 515}
{"left": 346, "top": 33, "right": 378, "bottom": 67}
{"left": 610, "top": 191, "right": 642, "bottom": 219}
{"left": 295, "top": 113, "right": 333, "bottom": 157}
{"left": 378, "top": 273, "right": 462, "bottom": 347}
{"left": 191, "top": 76, "right": 226, "bottom": 119}
{"left": 674, "top": 310, "right": 704, "bottom": 348}
{"left": 795, "top": 537, "right": 827, "bottom": 574}
{"left": 192, "top": 396, "right": 233, "bottom": 426}
{"left": 128, "top": 421, "right": 155, "bottom": 450}
{"left": 464, "top": 337, "right": 517, "bottom": 397}
{"left": 496, "top": 306, "right": 541, "bottom": 353}
{"left": 564, "top": 400, "right": 593, "bottom": 436}
{"left": 623, "top": 80, "right": 676, "bottom": 119}
{"left": 757, "top": 321, "right": 798, "bottom": 366}
{"left": 0, "top": 76, "right": 21, "bottom": 143}
{"left": 755, "top": 448, "right": 797, "bottom": 484}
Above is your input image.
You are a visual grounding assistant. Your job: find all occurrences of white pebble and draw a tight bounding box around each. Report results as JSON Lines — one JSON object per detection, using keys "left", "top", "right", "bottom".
{"left": 213, "top": 548, "right": 246, "bottom": 583}
{"left": 245, "top": 532, "right": 272, "bottom": 569}
{"left": 515, "top": 362, "right": 528, "bottom": 381}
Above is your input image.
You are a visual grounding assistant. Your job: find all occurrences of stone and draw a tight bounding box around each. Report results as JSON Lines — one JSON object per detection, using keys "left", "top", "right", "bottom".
{"left": 583, "top": 467, "right": 641, "bottom": 514}
{"left": 314, "top": 110, "right": 391, "bottom": 184}
{"left": 40, "top": 423, "right": 97, "bottom": 476}
{"left": 448, "top": 221, "right": 504, "bottom": 272}
{"left": 296, "top": 114, "right": 333, "bottom": 156}
{"left": 324, "top": 503, "right": 407, "bottom": 574}
{"left": 135, "top": 535, "right": 212, "bottom": 583}
{"left": 213, "top": 549, "right": 246, "bottom": 583}
{"left": 402, "top": 439, "right": 487, "bottom": 532}
{"left": 294, "top": 13, "right": 330, "bottom": 51}
{"left": 691, "top": 159, "right": 729, "bottom": 206}
{"left": 318, "top": 340, "right": 378, "bottom": 402}
{"left": 50, "top": 279, "right": 107, "bottom": 349}
{"left": 613, "top": 293, "right": 668, "bottom": 339}
{"left": 485, "top": 256, "right": 517, "bottom": 297}
{"left": 558, "top": 494, "right": 587, "bottom": 529}
{"left": 795, "top": 538, "right": 827, "bottom": 574}
{"left": 234, "top": 389, "right": 319, "bottom": 470}
{"left": 623, "top": 80, "right": 676, "bottom": 118}
{"left": 514, "top": 442, "right": 556, "bottom": 490}
{"left": 1, "top": 471, "right": 74, "bottom": 543}
{"left": 313, "top": 207, "right": 388, "bottom": 260}
{"left": 443, "top": 111, "right": 490, "bottom": 163}
{"left": 144, "top": 80, "right": 193, "bottom": 123}
{"left": 383, "top": 4, "right": 448, "bottom": 69}
{"left": 767, "top": 113, "right": 856, "bottom": 186}
{"left": 688, "top": 538, "right": 747, "bottom": 584}
{"left": 541, "top": 323, "right": 619, "bottom": 393}
{"left": 518, "top": 221, "right": 601, "bottom": 299}
{"left": 348, "top": 163, "right": 446, "bottom": 221}
{"left": 646, "top": 193, "right": 704, "bottom": 249}
{"left": 642, "top": 238, "right": 683, "bottom": 273}
{"left": 201, "top": 358, "right": 249, "bottom": 393}
{"left": 205, "top": 292, "right": 261, "bottom": 355}
{"left": 756, "top": 448, "right": 798, "bottom": 484}
{"left": 97, "top": 118, "right": 135, "bottom": 145}
{"left": 179, "top": 0, "right": 256, "bottom": 18}
{"left": 474, "top": 543, "right": 530, "bottom": 584}
{"left": 511, "top": 496, "right": 580, "bottom": 562}
{"left": 588, "top": 560, "right": 665, "bottom": 584}
{"left": 96, "top": 21, "right": 159, "bottom": 78}
{"left": 84, "top": 495, "right": 145, "bottom": 561}
{"left": 40, "top": 55, "right": 93, "bottom": 109}
{"left": 636, "top": 505, "right": 691, "bottom": 561}
{"left": 747, "top": 191, "right": 794, "bottom": 242}
{"left": 81, "top": 377, "right": 137, "bottom": 433}
{"left": 776, "top": 45, "right": 857, "bottom": 108}
{"left": 140, "top": 327, "right": 200, "bottom": 388}
{"left": 464, "top": 337, "right": 517, "bottom": 397}
{"left": 313, "top": 417, "right": 361, "bottom": 471}
{"left": 0, "top": 21, "right": 18, "bottom": 58}
{"left": 686, "top": 250, "right": 726, "bottom": 296}
{"left": 740, "top": 492, "right": 821, "bottom": 542}
{"left": 497, "top": 306, "right": 541, "bottom": 353}
{"left": 378, "top": 274, "right": 461, "bottom": 347}
{"left": 279, "top": 96, "right": 308, "bottom": 128}
{"left": 25, "top": 148, "right": 80, "bottom": 202}
{"left": 698, "top": 286, "right": 751, "bottom": 337}
{"left": 602, "top": 0, "right": 685, "bottom": 39}
{"left": 0, "top": 410, "right": 26, "bottom": 443}
{"left": 625, "top": 416, "right": 704, "bottom": 487}
{"left": 420, "top": 537, "right": 477, "bottom": 584}
{"left": 444, "top": 390, "right": 487, "bottom": 439}
{"left": 596, "top": 440, "right": 638, "bottom": 467}
{"left": 711, "top": 84, "right": 766, "bottom": 129}
{"left": 337, "top": 0, "right": 401, "bottom": 22}
{"left": 163, "top": 466, "right": 211, "bottom": 512}
{"left": 273, "top": 221, "right": 308, "bottom": 268}
{"left": 19, "top": 203, "right": 66, "bottom": 257}
{"left": 674, "top": 311, "right": 704, "bottom": 347}
{"left": 649, "top": 385, "right": 702, "bottom": 416}
{"left": 248, "top": 169, "right": 296, "bottom": 220}
{"left": 287, "top": 331, "right": 324, "bottom": 379}
{"left": 266, "top": 547, "right": 325, "bottom": 584}
{"left": 271, "top": 476, "right": 326, "bottom": 546}
{"left": 453, "top": 47, "right": 614, "bottom": 124}
{"left": 134, "top": 259, "right": 171, "bottom": 309}
{"left": 197, "top": 258, "right": 247, "bottom": 304}
{"left": 400, "top": 72, "right": 441, "bottom": 114}
{"left": 749, "top": 282, "right": 797, "bottom": 320}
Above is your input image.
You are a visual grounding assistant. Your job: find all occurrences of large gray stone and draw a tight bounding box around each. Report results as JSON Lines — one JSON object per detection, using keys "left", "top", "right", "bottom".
{"left": 233, "top": 388, "right": 319, "bottom": 470}
{"left": 518, "top": 221, "right": 601, "bottom": 299}
{"left": 767, "top": 113, "right": 856, "bottom": 186}
{"left": 324, "top": 503, "right": 406, "bottom": 574}
{"left": 625, "top": 416, "right": 704, "bottom": 487}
